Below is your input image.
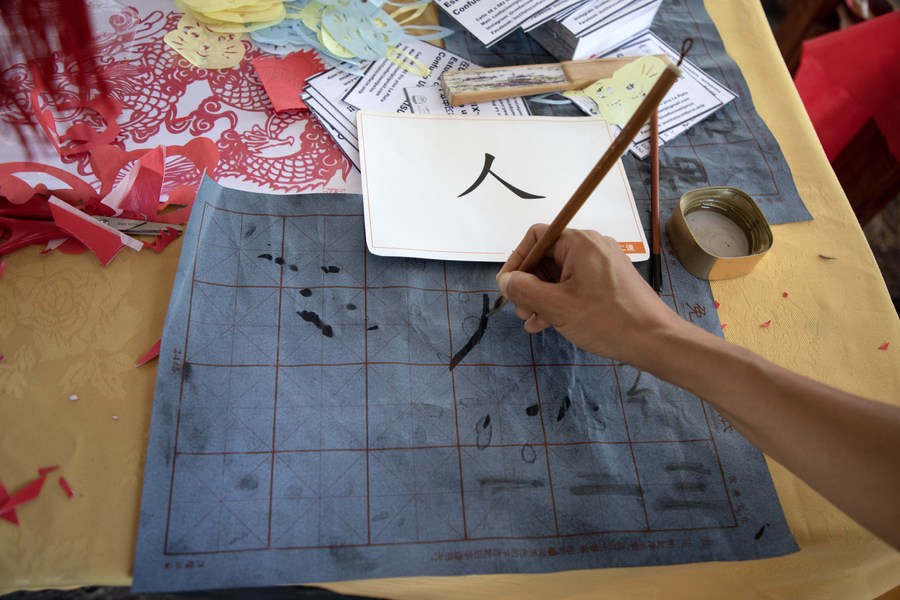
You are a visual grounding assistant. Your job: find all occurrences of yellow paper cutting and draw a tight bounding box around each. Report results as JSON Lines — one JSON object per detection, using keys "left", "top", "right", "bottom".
{"left": 164, "top": 14, "right": 246, "bottom": 69}
{"left": 564, "top": 55, "right": 667, "bottom": 126}
{"left": 175, "top": 0, "right": 286, "bottom": 33}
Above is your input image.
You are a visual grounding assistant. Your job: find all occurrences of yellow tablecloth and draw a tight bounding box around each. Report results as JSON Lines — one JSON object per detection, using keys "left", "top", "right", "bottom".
{"left": 1, "top": 1, "right": 899, "bottom": 597}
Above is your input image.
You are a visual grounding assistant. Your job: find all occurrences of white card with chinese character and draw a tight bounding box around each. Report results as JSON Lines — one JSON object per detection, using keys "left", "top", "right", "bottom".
{"left": 357, "top": 111, "right": 648, "bottom": 262}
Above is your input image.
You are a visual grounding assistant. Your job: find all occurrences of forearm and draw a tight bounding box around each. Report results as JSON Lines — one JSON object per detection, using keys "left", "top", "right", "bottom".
{"left": 632, "top": 318, "right": 900, "bottom": 549}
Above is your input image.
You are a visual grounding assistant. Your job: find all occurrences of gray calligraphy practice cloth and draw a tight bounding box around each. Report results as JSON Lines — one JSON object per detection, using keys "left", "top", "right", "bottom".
{"left": 133, "top": 175, "right": 797, "bottom": 592}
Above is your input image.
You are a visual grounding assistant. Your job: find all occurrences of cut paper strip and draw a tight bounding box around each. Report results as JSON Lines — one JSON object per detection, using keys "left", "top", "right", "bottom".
{"left": 714, "top": 300, "right": 720, "bottom": 309}
{"left": 37, "top": 466, "right": 60, "bottom": 477}
{"left": 48, "top": 197, "right": 143, "bottom": 266}
{"left": 760, "top": 320, "right": 772, "bottom": 328}
{"left": 58, "top": 477, "right": 75, "bottom": 499}
{"left": 102, "top": 146, "right": 166, "bottom": 218}
{"left": 252, "top": 51, "right": 324, "bottom": 111}
{"left": 135, "top": 339, "right": 162, "bottom": 367}
{"left": 879, "top": 342, "right": 890, "bottom": 351}
{"left": 164, "top": 14, "right": 247, "bottom": 69}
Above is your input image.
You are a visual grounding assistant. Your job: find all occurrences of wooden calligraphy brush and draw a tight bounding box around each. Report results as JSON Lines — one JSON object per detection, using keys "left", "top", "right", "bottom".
{"left": 650, "top": 108, "right": 662, "bottom": 294}
{"left": 488, "top": 45, "right": 690, "bottom": 318}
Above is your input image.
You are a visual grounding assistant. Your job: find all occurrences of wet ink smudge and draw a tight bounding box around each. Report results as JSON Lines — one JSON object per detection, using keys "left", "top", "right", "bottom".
{"left": 244, "top": 224, "right": 257, "bottom": 238}
{"left": 289, "top": 264, "right": 299, "bottom": 271}
{"left": 274, "top": 257, "right": 285, "bottom": 265}
{"left": 664, "top": 462, "right": 712, "bottom": 476}
{"left": 475, "top": 413, "right": 492, "bottom": 450}
{"left": 556, "top": 396, "right": 572, "bottom": 422}
{"left": 754, "top": 523, "right": 770, "bottom": 540}
{"left": 299, "top": 288, "right": 312, "bottom": 297}
{"left": 449, "top": 293, "right": 490, "bottom": 370}
{"left": 346, "top": 303, "right": 357, "bottom": 310}
{"left": 297, "top": 310, "right": 334, "bottom": 337}
{"left": 258, "top": 253, "right": 273, "bottom": 260}
{"left": 321, "top": 265, "right": 341, "bottom": 273}
{"left": 367, "top": 325, "right": 379, "bottom": 331}
{"left": 521, "top": 444, "right": 537, "bottom": 464}
{"left": 525, "top": 404, "right": 540, "bottom": 417}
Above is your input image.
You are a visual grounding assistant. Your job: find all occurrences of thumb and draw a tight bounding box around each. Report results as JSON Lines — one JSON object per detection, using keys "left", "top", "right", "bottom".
{"left": 498, "top": 271, "right": 567, "bottom": 322}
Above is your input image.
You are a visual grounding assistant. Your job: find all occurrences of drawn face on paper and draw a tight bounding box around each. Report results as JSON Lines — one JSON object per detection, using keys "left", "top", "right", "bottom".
{"left": 576, "top": 56, "right": 667, "bottom": 126}
{"left": 164, "top": 15, "right": 246, "bottom": 69}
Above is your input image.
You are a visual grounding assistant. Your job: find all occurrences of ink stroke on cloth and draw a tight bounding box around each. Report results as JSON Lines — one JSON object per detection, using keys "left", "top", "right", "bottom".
{"left": 133, "top": 176, "right": 796, "bottom": 593}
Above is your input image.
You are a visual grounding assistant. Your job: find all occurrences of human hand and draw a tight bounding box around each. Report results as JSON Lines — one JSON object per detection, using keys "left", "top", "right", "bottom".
{"left": 496, "top": 224, "right": 682, "bottom": 366}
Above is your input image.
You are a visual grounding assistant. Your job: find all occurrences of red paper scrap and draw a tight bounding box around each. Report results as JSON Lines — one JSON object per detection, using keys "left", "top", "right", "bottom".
{"left": 721, "top": 323, "right": 728, "bottom": 330}
{"left": 879, "top": 342, "right": 890, "bottom": 350}
{"left": 101, "top": 146, "right": 166, "bottom": 218}
{"left": 0, "top": 354, "right": 5, "bottom": 363}
{"left": 714, "top": 300, "right": 720, "bottom": 309}
{"left": 0, "top": 475, "right": 47, "bottom": 521}
{"left": 0, "top": 259, "right": 7, "bottom": 281}
{"left": 760, "top": 320, "right": 772, "bottom": 328}
{"left": 48, "top": 197, "right": 143, "bottom": 266}
{"left": 37, "top": 466, "right": 60, "bottom": 477}
{"left": 58, "top": 477, "right": 75, "bottom": 499}
{"left": 782, "top": 292, "right": 789, "bottom": 298}
{"left": 135, "top": 338, "right": 162, "bottom": 367}
{"left": 0, "top": 480, "right": 18, "bottom": 525}
{"left": 144, "top": 227, "right": 181, "bottom": 253}
{"left": 252, "top": 51, "right": 324, "bottom": 112}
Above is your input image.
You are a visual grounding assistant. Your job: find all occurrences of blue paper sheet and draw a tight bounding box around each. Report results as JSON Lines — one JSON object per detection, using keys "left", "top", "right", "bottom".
{"left": 133, "top": 177, "right": 797, "bottom": 592}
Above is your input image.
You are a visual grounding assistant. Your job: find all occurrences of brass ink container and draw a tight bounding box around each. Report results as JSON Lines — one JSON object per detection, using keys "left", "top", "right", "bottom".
{"left": 666, "top": 187, "right": 773, "bottom": 280}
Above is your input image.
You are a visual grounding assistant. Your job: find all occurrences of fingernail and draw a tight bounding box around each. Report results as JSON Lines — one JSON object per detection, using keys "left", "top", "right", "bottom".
{"left": 497, "top": 272, "right": 511, "bottom": 295}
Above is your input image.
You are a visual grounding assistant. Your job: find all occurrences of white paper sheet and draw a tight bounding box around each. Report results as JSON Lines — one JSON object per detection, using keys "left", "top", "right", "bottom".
{"left": 357, "top": 112, "right": 648, "bottom": 262}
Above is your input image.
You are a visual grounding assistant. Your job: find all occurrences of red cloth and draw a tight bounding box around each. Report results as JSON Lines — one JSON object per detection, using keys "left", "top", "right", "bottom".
{"left": 793, "top": 11, "right": 900, "bottom": 162}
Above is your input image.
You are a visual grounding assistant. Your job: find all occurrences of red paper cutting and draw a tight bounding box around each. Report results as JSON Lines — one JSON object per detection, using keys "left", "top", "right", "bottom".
{"left": 760, "top": 320, "right": 772, "bottom": 328}
{"left": 252, "top": 51, "right": 325, "bottom": 112}
{"left": 714, "top": 300, "right": 720, "bottom": 309}
{"left": 144, "top": 227, "right": 181, "bottom": 253}
{"left": 58, "top": 477, "right": 75, "bottom": 499}
{"left": 135, "top": 338, "right": 162, "bottom": 367}
{"left": 879, "top": 342, "right": 890, "bottom": 350}
{"left": 48, "top": 197, "right": 142, "bottom": 266}
{"left": 37, "top": 465, "right": 59, "bottom": 476}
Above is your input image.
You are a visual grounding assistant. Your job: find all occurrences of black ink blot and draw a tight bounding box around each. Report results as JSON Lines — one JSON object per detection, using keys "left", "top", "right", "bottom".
{"left": 754, "top": 524, "right": 770, "bottom": 540}
{"left": 482, "top": 414, "right": 491, "bottom": 428}
{"left": 322, "top": 325, "right": 334, "bottom": 338}
{"left": 346, "top": 303, "right": 357, "bottom": 310}
{"left": 289, "top": 264, "right": 298, "bottom": 272}
{"left": 300, "top": 288, "right": 312, "bottom": 297}
{"left": 258, "top": 253, "right": 273, "bottom": 260}
{"left": 367, "top": 325, "right": 379, "bottom": 331}
{"left": 297, "top": 310, "right": 334, "bottom": 337}
{"left": 321, "top": 265, "right": 341, "bottom": 273}
{"left": 525, "top": 404, "right": 539, "bottom": 417}
{"left": 556, "top": 395, "right": 570, "bottom": 422}
{"left": 244, "top": 224, "right": 257, "bottom": 237}
{"left": 274, "top": 256, "right": 285, "bottom": 265}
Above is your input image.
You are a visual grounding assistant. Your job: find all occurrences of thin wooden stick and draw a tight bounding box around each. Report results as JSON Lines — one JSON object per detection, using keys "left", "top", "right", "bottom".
{"left": 650, "top": 108, "right": 662, "bottom": 294}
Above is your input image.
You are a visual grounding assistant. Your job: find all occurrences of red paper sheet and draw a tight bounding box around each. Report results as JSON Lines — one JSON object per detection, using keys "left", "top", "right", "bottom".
{"left": 48, "top": 197, "right": 143, "bottom": 266}
{"left": 251, "top": 51, "right": 324, "bottom": 112}
{"left": 135, "top": 338, "right": 162, "bottom": 367}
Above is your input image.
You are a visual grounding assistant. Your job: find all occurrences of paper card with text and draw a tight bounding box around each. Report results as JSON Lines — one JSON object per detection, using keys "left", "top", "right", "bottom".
{"left": 357, "top": 112, "right": 648, "bottom": 262}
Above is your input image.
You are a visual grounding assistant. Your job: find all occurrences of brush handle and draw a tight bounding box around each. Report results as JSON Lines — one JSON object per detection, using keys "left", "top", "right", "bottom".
{"left": 441, "top": 56, "right": 665, "bottom": 106}
{"left": 517, "top": 62, "right": 681, "bottom": 275}
{"left": 650, "top": 109, "right": 663, "bottom": 294}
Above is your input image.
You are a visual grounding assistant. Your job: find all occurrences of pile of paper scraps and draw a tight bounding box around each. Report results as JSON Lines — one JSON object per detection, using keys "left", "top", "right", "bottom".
{"left": 166, "top": 0, "right": 453, "bottom": 74}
